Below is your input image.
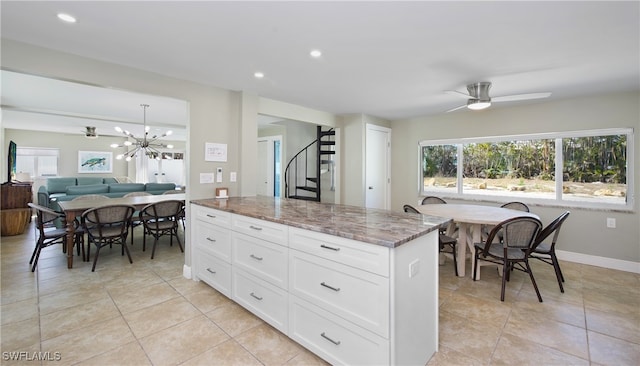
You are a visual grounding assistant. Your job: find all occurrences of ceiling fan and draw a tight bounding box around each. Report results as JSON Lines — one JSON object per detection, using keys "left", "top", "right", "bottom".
{"left": 445, "top": 82, "right": 551, "bottom": 112}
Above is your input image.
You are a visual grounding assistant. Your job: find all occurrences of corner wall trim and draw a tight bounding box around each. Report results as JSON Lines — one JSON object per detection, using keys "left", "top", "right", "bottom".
{"left": 182, "top": 264, "right": 192, "bottom": 279}
{"left": 556, "top": 250, "right": 640, "bottom": 274}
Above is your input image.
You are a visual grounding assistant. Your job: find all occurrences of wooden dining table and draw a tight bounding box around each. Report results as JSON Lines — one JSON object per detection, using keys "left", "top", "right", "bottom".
{"left": 57, "top": 193, "right": 185, "bottom": 268}
{"left": 416, "top": 204, "right": 539, "bottom": 278}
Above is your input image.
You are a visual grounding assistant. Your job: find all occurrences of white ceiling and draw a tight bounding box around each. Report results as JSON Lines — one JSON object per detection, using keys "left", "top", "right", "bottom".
{"left": 1, "top": 1, "right": 638, "bottom": 133}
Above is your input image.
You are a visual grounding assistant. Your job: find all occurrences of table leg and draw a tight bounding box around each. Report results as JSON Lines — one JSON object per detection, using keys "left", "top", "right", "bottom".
{"left": 65, "top": 212, "right": 76, "bottom": 269}
{"left": 456, "top": 223, "right": 470, "bottom": 277}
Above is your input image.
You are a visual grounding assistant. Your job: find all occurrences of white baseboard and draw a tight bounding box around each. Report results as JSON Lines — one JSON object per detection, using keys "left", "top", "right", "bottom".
{"left": 182, "top": 264, "right": 192, "bottom": 279}
{"left": 556, "top": 250, "right": 640, "bottom": 274}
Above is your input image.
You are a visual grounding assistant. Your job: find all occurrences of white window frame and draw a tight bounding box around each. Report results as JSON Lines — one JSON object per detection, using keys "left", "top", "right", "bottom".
{"left": 16, "top": 147, "right": 59, "bottom": 178}
{"left": 418, "top": 128, "right": 634, "bottom": 211}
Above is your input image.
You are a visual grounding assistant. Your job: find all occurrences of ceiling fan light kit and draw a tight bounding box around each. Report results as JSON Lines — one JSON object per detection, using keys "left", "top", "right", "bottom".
{"left": 111, "top": 104, "right": 174, "bottom": 162}
{"left": 445, "top": 81, "right": 551, "bottom": 112}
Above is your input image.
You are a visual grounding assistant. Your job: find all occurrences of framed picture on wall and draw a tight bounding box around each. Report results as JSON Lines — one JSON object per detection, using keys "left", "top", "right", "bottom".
{"left": 78, "top": 151, "right": 113, "bottom": 173}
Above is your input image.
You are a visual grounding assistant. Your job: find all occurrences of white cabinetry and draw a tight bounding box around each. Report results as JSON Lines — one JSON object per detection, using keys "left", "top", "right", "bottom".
{"left": 192, "top": 206, "right": 232, "bottom": 297}
{"left": 191, "top": 203, "right": 438, "bottom": 365}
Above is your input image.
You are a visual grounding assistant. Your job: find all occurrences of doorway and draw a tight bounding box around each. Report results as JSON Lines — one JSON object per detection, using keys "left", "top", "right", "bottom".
{"left": 365, "top": 124, "right": 391, "bottom": 209}
{"left": 257, "top": 135, "right": 282, "bottom": 197}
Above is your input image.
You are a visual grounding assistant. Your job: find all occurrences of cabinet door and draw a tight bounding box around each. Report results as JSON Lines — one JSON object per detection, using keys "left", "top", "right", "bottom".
{"left": 289, "top": 227, "right": 389, "bottom": 276}
{"left": 193, "top": 205, "right": 231, "bottom": 226}
{"left": 232, "top": 231, "right": 288, "bottom": 289}
{"left": 194, "top": 221, "right": 231, "bottom": 262}
{"left": 289, "top": 249, "right": 389, "bottom": 338}
{"left": 233, "top": 268, "right": 288, "bottom": 334}
{"left": 289, "top": 296, "right": 389, "bottom": 366}
{"left": 195, "top": 249, "right": 232, "bottom": 297}
{"left": 232, "top": 214, "right": 288, "bottom": 245}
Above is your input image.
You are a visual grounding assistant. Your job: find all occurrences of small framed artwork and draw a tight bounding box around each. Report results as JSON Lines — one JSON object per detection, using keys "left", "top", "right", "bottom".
{"left": 205, "top": 142, "right": 227, "bottom": 162}
{"left": 78, "top": 151, "right": 113, "bottom": 173}
{"left": 215, "top": 187, "right": 229, "bottom": 198}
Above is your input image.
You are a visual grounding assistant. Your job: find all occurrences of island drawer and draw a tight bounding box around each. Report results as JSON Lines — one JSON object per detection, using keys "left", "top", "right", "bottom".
{"left": 289, "top": 296, "right": 389, "bottom": 366}
{"left": 289, "top": 249, "right": 389, "bottom": 338}
{"left": 289, "top": 227, "right": 389, "bottom": 277}
{"left": 194, "top": 220, "right": 231, "bottom": 262}
{"left": 232, "top": 214, "right": 288, "bottom": 245}
{"left": 193, "top": 206, "right": 231, "bottom": 226}
{"left": 232, "top": 268, "right": 288, "bottom": 334}
{"left": 195, "top": 249, "right": 232, "bottom": 297}
{"left": 232, "top": 231, "right": 288, "bottom": 289}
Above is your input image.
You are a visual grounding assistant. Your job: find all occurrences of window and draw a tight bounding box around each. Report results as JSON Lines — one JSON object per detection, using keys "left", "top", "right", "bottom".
{"left": 419, "top": 128, "right": 633, "bottom": 209}
{"left": 16, "top": 147, "right": 59, "bottom": 178}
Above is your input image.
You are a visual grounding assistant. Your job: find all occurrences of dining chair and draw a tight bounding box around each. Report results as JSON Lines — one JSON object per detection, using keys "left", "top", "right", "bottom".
{"left": 139, "top": 200, "right": 184, "bottom": 259}
{"left": 27, "top": 203, "right": 84, "bottom": 271}
{"left": 501, "top": 201, "right": 530, "bottom": 212}
{"left": 421, "top": 195, "right": 458, "bottom": 240}
{"left": 531, "top": 211, "right": 571, "bottom": 293}
{"left": 162, "top": 190, "right": 186, "bottom": 230}
{"left": 421, "top": 196, "right": 447, "bottom": 205}
{"left": 81, "top": 204, "right": 135, "bottom": 272}
{"left": 473, "top": 216, "right": 543, "bottom": 302}
{"left": 404, "top": 204, "right": 458, "bottom": 276}
{"left": 123, "top": 191, "right": 152, "bottom": 244}
{"left": 483, "top": 201, "right": 531, "bottom": 242}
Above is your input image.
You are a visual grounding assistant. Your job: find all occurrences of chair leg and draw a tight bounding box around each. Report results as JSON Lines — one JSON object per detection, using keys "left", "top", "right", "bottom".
{"left": 151, "top": 235, "right": 159, "bottom": 259}
{"left": 451, "top": 243, "right": 458, "bottom": 276}
{"left": 122, "top": 241, "right": 133, "bottom": 264}
{"left": 472, "top": 252, "right": 479, "bottom": 281}
{"left": 550, "top": 253, "right": 565, "bottom": 293}
{"left": 500, "top": 261, "right": 508, "bottom": 301}
{"left": 29, "top": 239, "right": 41, "bottom": 265}
{"left": 91, "top": 244, "right": 102, "bottom": 272}
{"left": 30, "top": 244, "right": 43, "bottom": 272}
{"left": 525, "top": 260, "right": 543, "bottom": 302}
{"left": 174, "top": 228, "right": 183, "bottom": 252}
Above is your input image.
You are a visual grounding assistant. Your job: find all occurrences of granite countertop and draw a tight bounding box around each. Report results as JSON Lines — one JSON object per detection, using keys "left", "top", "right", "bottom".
{"left": 191, "top": 196, "right": 451, "bottom": 248}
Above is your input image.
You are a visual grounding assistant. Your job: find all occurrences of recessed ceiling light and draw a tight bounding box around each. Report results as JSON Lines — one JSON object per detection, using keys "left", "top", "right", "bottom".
{"left": 310, "top": 49, "right": 322, "bottom": 58}
{"left": 57, "top": 13, "right": 76, "bottom": 23}
{"left": 254, "top": 72, "right": 265, "bottom": 79}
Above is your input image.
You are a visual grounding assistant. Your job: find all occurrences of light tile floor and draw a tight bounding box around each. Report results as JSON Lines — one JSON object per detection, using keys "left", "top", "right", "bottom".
{"left": 1, "top": 222, "right": 639, "bottom": 365}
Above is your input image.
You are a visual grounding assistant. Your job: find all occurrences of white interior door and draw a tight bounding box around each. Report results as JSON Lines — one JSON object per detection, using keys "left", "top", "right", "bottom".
{"left": 365, "top": 124, "right": 391, "bottom": 209}
{"left": 257, "top": 139, "right": 271, "bottom": 196}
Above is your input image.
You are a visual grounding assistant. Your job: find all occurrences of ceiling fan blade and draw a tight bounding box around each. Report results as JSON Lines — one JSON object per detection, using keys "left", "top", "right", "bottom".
{"left": 492, "top": 92, "right": 551, "bottom": 102}
{"left": 445, "top": 104, "right": 468, "bottom": 113}
{"left": 445, "top": 90, "right": 475, "bottom": 99}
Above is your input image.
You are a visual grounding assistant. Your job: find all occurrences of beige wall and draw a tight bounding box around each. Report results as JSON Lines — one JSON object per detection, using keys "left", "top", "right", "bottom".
{"left": 2, "top": 39, "right": 637, "bottom": 269}
{"left": 390, "top": 91, "right": 640, "bottom": 265}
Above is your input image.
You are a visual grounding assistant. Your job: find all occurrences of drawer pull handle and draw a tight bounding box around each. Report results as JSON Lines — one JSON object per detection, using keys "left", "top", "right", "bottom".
{"left": 321, "top": 332, "right": 341, "bottom": 346}
{"left": 250, "top": 292, "right": 263, "bottom": 301}
{"left": 249, "top": 225, "right": 263, "bottom": 231}
{"left": 206, "top": 214, "right": 216, "bottom": 218}
{"left": 321, "top": 282, "right": 341, "bottom": 292}
{"left": 206, "top": 268, "right": 216, "bottom": 274}
{"left": 320, "top": 244, "right": 340, "bottom": 251}
{"left": 250, "top": 254, "right": 263, "bottom": 261}
{"left": 206, "top": 237, "right": 216, "bottom": 242}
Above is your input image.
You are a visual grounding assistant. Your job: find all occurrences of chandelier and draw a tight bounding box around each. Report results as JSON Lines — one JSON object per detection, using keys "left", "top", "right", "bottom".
{"left": 111, "top": 104, "right": 173, "bottom": 161}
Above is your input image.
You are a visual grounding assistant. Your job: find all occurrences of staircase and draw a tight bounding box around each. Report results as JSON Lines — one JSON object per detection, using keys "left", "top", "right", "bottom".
{"left": 284, "top": 126, "right": 335, "bottom": 202}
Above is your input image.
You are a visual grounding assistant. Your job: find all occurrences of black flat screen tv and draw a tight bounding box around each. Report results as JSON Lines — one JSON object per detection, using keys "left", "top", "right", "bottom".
{"left": 7, "top": 140, "right": 17, "bottom": 182}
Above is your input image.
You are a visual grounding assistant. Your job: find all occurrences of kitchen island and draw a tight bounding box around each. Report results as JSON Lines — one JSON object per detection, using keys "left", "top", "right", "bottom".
{"left": 190, "top": 196, "right": 450, "bottom": 365}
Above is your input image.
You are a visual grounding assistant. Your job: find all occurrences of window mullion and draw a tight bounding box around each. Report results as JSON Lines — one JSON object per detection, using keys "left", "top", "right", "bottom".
{"left": 457, "top": 144, "right": 463, "bottom": 195}
{"left": 555, "top": 138, "right": 563, "bottom": 201}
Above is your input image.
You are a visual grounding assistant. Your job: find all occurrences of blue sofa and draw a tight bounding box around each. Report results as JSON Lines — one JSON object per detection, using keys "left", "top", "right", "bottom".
{"left": 37, "top": 177, "right": 176, "bottom": 211}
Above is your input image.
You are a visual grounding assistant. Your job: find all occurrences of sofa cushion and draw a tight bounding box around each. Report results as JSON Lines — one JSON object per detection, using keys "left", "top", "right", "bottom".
{"left": 108, "top": 183, "right": 145, "bottom": 193}
{"left": 66, "top": 184, "right": 109, "bottom": 195}
{"left": 103, "top": 177, "right": 118, "bottom": 184}
{"left": 47, "top": 178, "right": 77, "bottom": 194}
{"left": 145, "top": 183, "right": 176, "bottom": 193}
{"left": 77, "top": 177, "right": 105, "bottom": 186}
